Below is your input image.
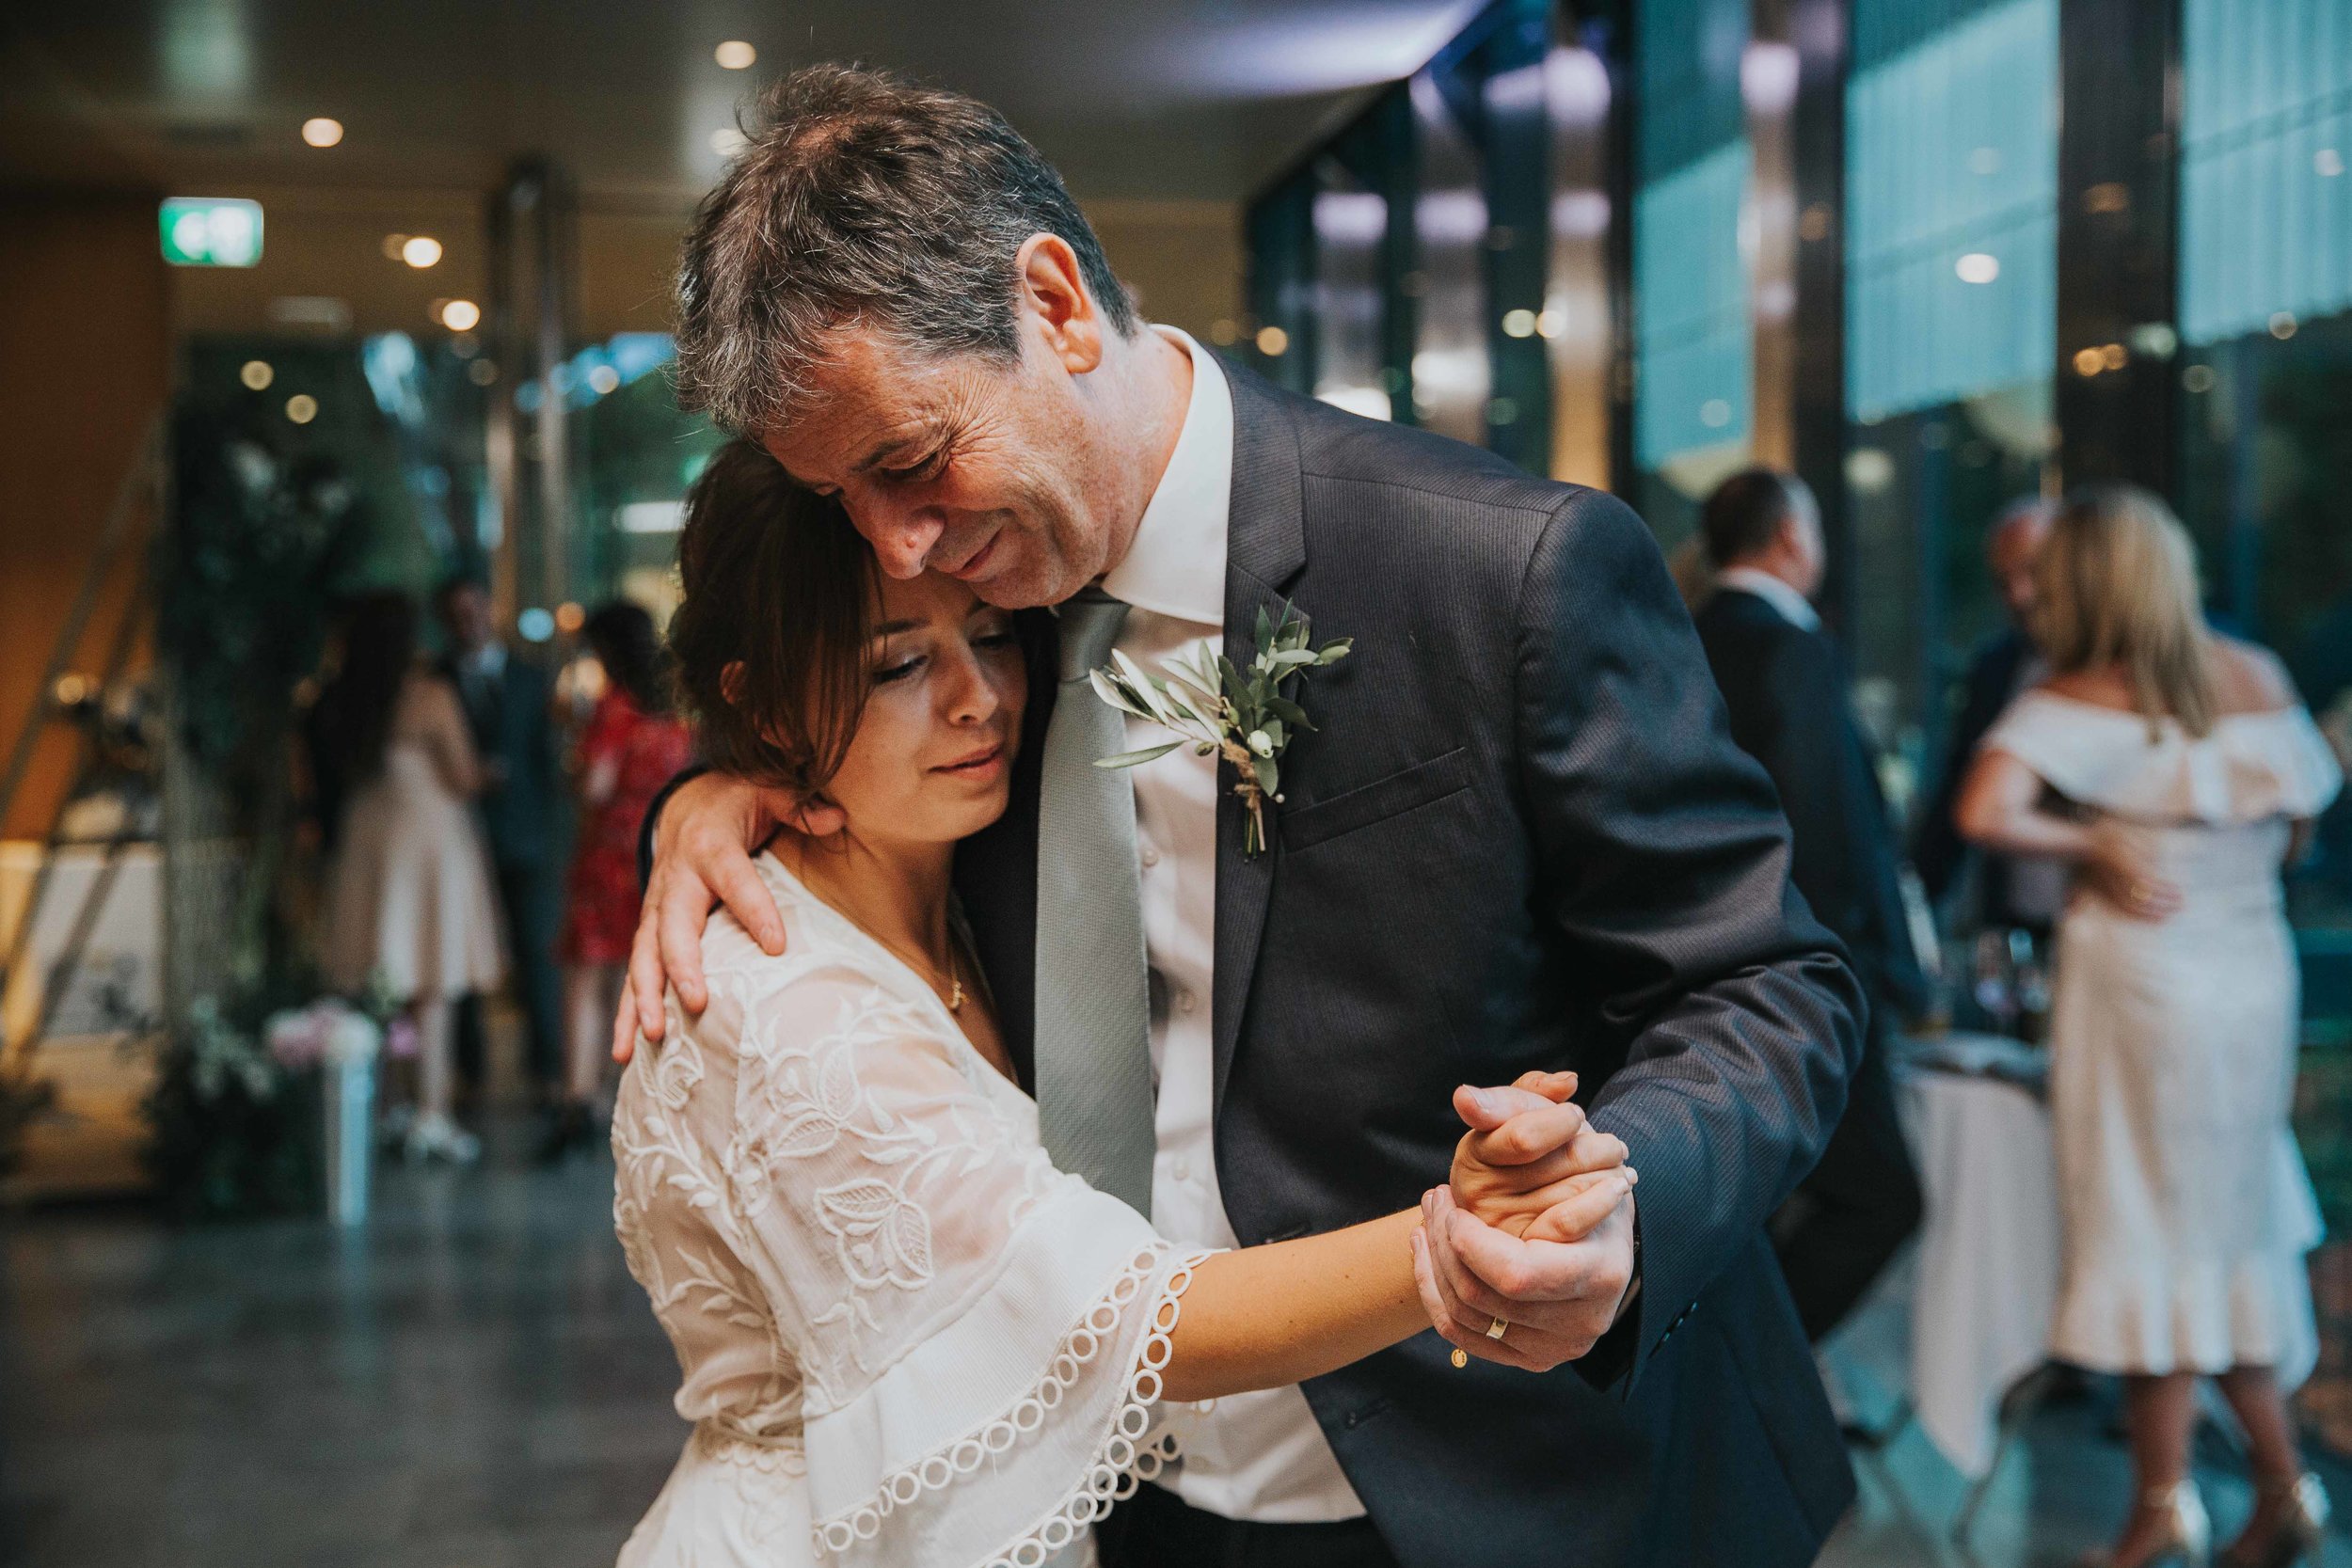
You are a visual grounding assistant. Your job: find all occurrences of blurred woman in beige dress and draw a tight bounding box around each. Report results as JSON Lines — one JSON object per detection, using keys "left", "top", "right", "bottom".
{"left": 316, "top": 592, "right": 506, "bottom": 1163}
{"left": 1961, "top": 488, "right": 2339, "bottom": 1568}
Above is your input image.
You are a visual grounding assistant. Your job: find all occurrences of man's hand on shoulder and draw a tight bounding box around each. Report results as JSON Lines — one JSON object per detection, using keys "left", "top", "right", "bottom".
{"left": 611, "top": 772, "right": 827, "bottom": 1063}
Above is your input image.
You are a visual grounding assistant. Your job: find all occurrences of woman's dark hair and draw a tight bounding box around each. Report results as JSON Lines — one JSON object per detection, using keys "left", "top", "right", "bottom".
{"left": 582, "top": 600, "right": 671, "bottom": 716}
{"left": 315, "top": 591, "right": 420, "bottom": 784}
{"left": 667, "top": 440, "right": 878, "bottom": 799}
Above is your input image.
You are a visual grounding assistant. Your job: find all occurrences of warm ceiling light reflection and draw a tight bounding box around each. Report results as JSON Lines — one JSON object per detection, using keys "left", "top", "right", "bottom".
{"left": 1255, "top": 325, "right": 1289, "bottom": 356}
{"left": 2100, "top": 342, "right": 2129, "bottom": 371}
{"left": 715, "top": 40, "right": 756, "bottom": 69}
{"left": 1501, "top": 309, "right": 1537, "bottom": 339}
{"left": 401, "top": 235, "right": 443, "bottom": 269}
{"left": 301, "top": 117, "right": 343, "bottom": 148}
{"left": 285, "top": 394, "right": 318, "bottom": 424}
{"left": 439, "top": 298, "right": 482, "bottom": 331}
{"left": 2271, "top": 312, "right": 2298, "bottom": 340}
{"left": 1955, "top": 252, "right": 2000, "bottom": 284}
{"left": 2073, "top": 346, "right": 2106, "bottom": 377}
{"left": 586, "top": 364, "right": 621, "bottom": 394}
{"left": 239, "top": 359, "right": 274, "bottom": 390}
{"left": 554, "top": 602, "right": 587, "bottom": 634}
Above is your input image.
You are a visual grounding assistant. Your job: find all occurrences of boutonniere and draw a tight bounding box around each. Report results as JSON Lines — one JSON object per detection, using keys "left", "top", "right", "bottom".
{"left": 1088, "top": 601, "right": 1351, "bottom": 856}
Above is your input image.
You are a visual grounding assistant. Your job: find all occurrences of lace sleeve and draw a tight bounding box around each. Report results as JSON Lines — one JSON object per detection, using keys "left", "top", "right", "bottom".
{"left": 710, "top": 958, "right": 1208, "bottom": 1568}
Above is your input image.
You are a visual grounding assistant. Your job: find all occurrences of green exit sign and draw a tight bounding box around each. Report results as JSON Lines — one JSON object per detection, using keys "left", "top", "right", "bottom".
{"left": 160, "top": 198, "right": 263, "bottom": 267}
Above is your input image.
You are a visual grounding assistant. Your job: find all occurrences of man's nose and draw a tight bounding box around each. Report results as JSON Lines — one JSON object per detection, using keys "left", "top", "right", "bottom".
{"left": 851, "top": 499, "right": 946, "bottom": 579}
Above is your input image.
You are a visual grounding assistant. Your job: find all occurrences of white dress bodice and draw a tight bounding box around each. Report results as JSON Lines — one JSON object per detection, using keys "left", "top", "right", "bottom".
{"left": 610, "top": 853, "right": 1210, "bottom": 1568}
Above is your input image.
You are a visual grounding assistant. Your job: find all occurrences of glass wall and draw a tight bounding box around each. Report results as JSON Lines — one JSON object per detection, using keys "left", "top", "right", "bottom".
{"left": 1844, "top": 0, "right": 2058, "bottom": 781}
{"left": 2177, "top": 0, "right": 2352, "bottom": 908}
{"left": 1630, "top": 0, "right": 1753, "bottom": 549}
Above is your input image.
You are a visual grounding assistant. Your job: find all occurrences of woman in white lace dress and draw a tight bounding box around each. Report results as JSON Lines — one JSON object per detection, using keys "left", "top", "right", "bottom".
{"left": 1959, "top": 488, "right": 2341, "bottom": 1568}
{"left": 609, "top": 445, "right": 1633, "bottom": 1568}
{"left": 316, "top": 592, "right": 505, "bottom": 1164}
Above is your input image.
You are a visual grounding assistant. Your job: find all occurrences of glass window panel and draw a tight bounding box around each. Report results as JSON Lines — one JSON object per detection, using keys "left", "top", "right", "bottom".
{"left": 1410, "top": 71, "right": 1491, "bottom": 447}
{"left": 1311, "top": 158, "right": 1391, "bottom": 421}
{"left": 1846, "top": 0, "right": 2058, "bottom": 420}
{"left": 1632, "top": 0, "right": 1752, "bottom": 542}
{"left": 2180, "top": 0, "right": 2352, "bottom": 346}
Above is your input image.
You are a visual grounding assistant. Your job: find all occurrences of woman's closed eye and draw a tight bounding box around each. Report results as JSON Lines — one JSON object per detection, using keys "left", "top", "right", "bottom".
{"left": 873, "top": 652, "right": 926, "bottom": 685}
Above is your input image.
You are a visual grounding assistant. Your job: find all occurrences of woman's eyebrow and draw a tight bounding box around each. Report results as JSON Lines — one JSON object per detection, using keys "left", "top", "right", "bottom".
{"left": 871, "top": 618, "right": 924, "bottom": 637}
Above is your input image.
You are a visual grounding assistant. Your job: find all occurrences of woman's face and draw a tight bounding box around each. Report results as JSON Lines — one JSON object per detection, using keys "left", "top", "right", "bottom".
{"left": 823, "top": 570, "right": 1025, "bottom": 847}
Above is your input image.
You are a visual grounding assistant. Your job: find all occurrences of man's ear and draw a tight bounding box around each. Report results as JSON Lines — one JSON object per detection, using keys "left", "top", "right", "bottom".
{"left": 1014, "top": 232, "right": 1105, "bottom": 376}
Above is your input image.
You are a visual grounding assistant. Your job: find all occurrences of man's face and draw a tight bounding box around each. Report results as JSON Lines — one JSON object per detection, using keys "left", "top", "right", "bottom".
{"left": 439, "top": 583, "right": 495, "bottom": 652}
{"left": 1988, "top": 514, "right": 2051, "bottom": 627}
{"left": 1785, "top": 499, "right": 1827, "bottom": 601}
{"left": 759, "top": 328, "right": 1123, "bottom": 610}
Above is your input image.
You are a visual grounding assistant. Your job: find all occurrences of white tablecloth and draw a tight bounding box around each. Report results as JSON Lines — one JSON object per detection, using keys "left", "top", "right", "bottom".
{"left": 1901, "top": 1061, "right": 2061, "bottom": 1478}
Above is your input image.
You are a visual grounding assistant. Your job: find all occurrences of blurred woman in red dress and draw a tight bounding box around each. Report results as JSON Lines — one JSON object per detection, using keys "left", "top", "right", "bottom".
{"left": 545, "top": 601, "right": 692, "bottom": 1159}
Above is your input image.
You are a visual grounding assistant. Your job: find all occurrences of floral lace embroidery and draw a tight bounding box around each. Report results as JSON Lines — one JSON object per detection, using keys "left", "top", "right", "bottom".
{"left": 812, "top": 1247, "right": 1209, "bottom": 1565}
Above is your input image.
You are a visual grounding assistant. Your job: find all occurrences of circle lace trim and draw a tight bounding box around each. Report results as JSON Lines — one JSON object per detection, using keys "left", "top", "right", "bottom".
{"left": 811, "top": 1243, "right": 1212, "bottom": 1565}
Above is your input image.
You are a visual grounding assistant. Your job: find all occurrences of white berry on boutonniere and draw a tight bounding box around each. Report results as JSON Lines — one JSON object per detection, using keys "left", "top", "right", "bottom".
{"left": 1088, "top": 601, "right": 1351, "bottom": 857}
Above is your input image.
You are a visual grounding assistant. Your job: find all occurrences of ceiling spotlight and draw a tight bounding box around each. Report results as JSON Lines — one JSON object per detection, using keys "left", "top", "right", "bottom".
{"left": 2073, "top": 346, "right": 2106, "bottom": 377}
{"left": 285, "top": 394, "right": 319, "bottom": 424}
{"left": 2318, "top": 149, "right": 2345, "bottom": 179}
{"left": 401, "top": 235, "right": 443, "bottom": 269}
{"left": 439, "top": 298, "right": 482, "bottom": 332}
{"left": 715, "top": 40, "right": 756, "bottom": 70}
{"left": 301, "top": 118, "right": 343, "bottom": 148}
{"left": 1955, "top": 252, "right": 2000, "bottom": 284}
{"left": 586, "top": 363, "right": 621, "bottom": 394}
{"left": 1255, "top": 325, "right": 1289, "bottom": 356}
{"left": 710, "top": 127, "right": 750, "bottom": 158}
{"left": 1501, "top": 309, "right": 1537, "bottom": 339}
{"left": 239, "top": 359, "right": 274, "bottom": 390}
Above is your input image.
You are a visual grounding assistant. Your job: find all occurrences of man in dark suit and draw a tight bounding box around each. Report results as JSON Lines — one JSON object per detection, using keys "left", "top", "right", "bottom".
{"left": 435, "top": 576, "right": 564, "bottom": 1096}
{"left": 1691, "top": 469, "right": 1928, "bottom": 1342}
{"left": 1913, "top": 499, "right": 2065, "bottom": 935}
{"left": 617, "top": 67, "right": 1862, "bottom": 1568}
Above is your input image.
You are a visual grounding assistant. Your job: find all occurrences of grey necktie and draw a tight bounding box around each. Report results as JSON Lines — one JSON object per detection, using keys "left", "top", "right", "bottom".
{"left": 1033, "top": 589, "right": 1156, "bottom": 1216}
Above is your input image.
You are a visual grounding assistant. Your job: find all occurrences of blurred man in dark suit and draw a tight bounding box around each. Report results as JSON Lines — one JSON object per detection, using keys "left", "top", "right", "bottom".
{"left": 435, "top": 577, "right": 563, "bottom": 1098}
{"left": 1913, "top": 499, "right": 2064, "bottom": 937}
{"left": 1693, "top": 469, "right": 1928, "bottom": 1340}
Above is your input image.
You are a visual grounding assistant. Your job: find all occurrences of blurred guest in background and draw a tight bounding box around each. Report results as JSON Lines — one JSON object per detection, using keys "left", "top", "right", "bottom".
{"left": 1693, "top": 468, "right": 1928, "bottom": 1342}
{"left": 436, "top": 576, "right": 564, "bottom": 1102}
{"left": 543, "top": 601, "right": 691, "bottom": 1161}
{"left": 1959, "top": 487, "right": 2339, "bottom": 1568}
{"left": 1915, "top": 498, "right": 2067, "bottom": 939}
{"left": 314, "top": 592, "right": 506, "bottom": 1164}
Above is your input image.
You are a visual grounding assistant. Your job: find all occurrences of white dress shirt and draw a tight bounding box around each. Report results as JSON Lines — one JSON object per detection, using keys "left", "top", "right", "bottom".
{"left": 1714, "top": 564, "right": 1821, "bottom": 631}
{"left": 1095, "top": 327, "right": 1369, "bottom": 1523}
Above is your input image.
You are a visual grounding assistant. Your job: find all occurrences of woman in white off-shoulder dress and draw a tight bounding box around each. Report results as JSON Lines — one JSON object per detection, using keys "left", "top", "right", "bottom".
{"left": 1961, "top": 487, "right": 2341, "bottom": 1568}
{"left": 609, "top": 445, "right": 1634, "bottom": 1568}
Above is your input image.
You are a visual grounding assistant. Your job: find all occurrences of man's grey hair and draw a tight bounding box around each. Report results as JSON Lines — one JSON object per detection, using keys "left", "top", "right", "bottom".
{"left": 674, "top": 65, "right": 1141, "bottom": 437}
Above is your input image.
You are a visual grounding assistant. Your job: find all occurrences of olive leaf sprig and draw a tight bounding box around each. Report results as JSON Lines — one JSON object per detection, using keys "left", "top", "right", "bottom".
{"left": 1089, "top": 601, "right": 1351, "bottom": 856}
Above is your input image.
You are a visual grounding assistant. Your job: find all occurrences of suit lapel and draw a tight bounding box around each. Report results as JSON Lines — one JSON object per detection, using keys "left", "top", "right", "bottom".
{"left": 1212, "top": 365, "right": 1309, "bottom": 1110}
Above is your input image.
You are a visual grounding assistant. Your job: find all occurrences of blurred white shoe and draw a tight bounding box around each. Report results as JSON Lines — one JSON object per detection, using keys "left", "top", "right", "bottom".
{"left": 405, "top": 1114, "right": 481, "bottom": 1165}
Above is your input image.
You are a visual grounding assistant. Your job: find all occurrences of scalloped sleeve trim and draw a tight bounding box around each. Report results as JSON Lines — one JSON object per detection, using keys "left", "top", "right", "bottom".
{"left": 803, "top": 1177, "right": 1218, "bottom": 1567}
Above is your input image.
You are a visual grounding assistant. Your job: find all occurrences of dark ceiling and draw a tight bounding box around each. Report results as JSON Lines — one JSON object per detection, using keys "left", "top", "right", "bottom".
{"left": 0, "top": 0, "right": 1482, "bottom": 208}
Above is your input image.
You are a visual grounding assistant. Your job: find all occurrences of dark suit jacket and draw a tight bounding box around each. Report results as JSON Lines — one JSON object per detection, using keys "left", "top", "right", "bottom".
{"left": 1694, "top": 588, "right": 1929, "bottom": 1021}
{"left": 1912, "top": 627, "right": 2033, "bottom": 922}
{"left": 443, "top": 646, "right": 560, "bottom": 869}
{"left": 950, "top": 367, "right": 1864, "bottom": 1567}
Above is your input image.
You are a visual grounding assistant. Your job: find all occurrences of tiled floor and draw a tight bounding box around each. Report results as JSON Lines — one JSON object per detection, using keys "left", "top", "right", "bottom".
{"left": 4, "top": 1126, "right": 2349, "bottom": 1568}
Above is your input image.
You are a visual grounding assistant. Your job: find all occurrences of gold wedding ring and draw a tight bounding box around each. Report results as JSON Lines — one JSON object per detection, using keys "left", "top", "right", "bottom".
{"left": 1451, "top": 1347, "right": 1470, "bottom": 1369}
{"left": 1486, "top": 1316, "right": 1510, "bottom": 1341}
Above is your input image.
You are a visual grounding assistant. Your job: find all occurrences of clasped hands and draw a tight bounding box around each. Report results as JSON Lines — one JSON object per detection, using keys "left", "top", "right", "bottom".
{"left": 615, "top": 772, "right": 1640, "bottom": 1375}
{"left": 1427, "top": 1073, "right": 1639, "bottom": 1372}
